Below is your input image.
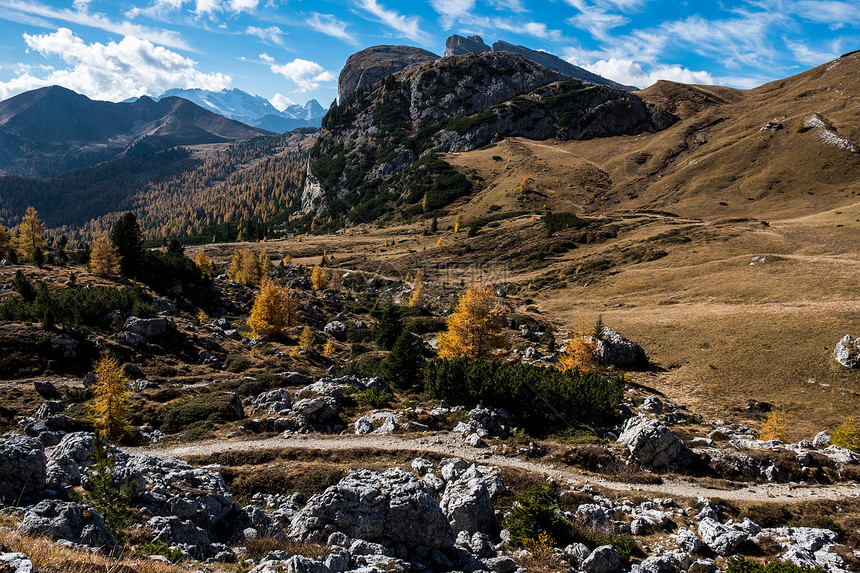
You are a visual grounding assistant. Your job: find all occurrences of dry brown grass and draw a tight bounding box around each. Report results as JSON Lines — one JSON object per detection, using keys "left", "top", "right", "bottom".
{"left": 0, "top": 529, "right": 235, "bottom": 573}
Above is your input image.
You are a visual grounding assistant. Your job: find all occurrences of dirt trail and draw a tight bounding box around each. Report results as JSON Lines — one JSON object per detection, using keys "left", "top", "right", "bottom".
{"left": 130, "top": 433, "right": 860, "bottom": 503}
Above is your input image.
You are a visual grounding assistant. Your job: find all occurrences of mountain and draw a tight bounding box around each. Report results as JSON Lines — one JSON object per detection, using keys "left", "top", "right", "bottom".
{"left": 303, "top": 49, "right": 675, "bottom": 227}
{"left": 147, "top": 88, "right": 326, "bottom": 134}
{"left": 444, "top": 34, "right": 634, "bottom": 90}
{"left": 338, "top": 45, "right": 439, "bottom": 100}
{"left": 0, "top": 86, "right": 271, "bottom": 178}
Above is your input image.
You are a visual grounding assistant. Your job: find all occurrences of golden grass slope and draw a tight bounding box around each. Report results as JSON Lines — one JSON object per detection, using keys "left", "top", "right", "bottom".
{"left": 438, "top": 51, "right": 860, "bottom": 439}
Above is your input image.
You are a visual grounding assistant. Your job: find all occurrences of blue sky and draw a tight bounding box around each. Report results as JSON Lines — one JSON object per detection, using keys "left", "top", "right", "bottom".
{"left": 0, "top": 0, "right": 857, "bottom": 109}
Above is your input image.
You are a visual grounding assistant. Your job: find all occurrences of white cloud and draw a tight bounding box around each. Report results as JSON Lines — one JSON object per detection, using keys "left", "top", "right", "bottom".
{"left": 567, "top": 9, "right": 628, "bottom": 40}
{"left": 270, "top": 92, "right": 295, "bottom": 111}
{"left": 583, "top": 58, "right": 715, "bottom": 88}
{"left": 0, "top": 0, "right": 191, "bottom": 50}
{"left": 487, "top": 0, "right": 528, "bottom": 13}
{"left": 307, "top": 12, "right": 359, "bottom": 46}
{"left": 246, "top": 25, "right": 285, "bottom": 45}
{"left": 430, "top": 0, "right": 474, "bottom": 26}
{"left": 789, "top": 0, "right": 860, "bottom": 25}
{"left": 270, "top": 58, "right": 335, "bottom": 92}
{"left": 229, "top": 0, "right": 258, "bottom": 11}
{"left": 72, "top": 0, "right": 91, "bottom": 11}
{"left": 259, "top": 52, "right": 274, "bottom": 63}
{"left": 194, "top": 0, "right": 221, "bottom": 14}
{"left": 0, "top": 27, "right": 231, "bottom": 101}
{"left": 488, "top": 17, "right": 563, "bottom": 41}
{"left": 784, "top": 39, "right": 839, "bottom": 66}
{"left": 355, "top": 0, "right": 430, "bottom": 43}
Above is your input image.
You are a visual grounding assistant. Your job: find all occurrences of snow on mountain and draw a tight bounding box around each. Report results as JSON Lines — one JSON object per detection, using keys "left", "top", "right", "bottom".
{"left": 142, "top": 88, "right": 326, "bottom": 133}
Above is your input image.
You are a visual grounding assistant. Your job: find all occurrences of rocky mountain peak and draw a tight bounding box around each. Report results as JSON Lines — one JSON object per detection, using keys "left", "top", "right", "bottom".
{"left": 337, "top": 45, "right": 439, "bottom": 101}
{"left": 444, "top": 34, "right": 491, "bottom": 57}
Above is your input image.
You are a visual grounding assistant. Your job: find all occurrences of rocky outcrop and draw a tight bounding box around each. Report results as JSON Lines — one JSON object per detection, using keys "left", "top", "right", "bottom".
{"left": 618, "top": 415, "right": 685, "bottom": 468}
{"left": 307, "top": 50, "right": 675, "bottom": 221}
{"left": 444, "top": 34, "right": 491, "bottom": 57}
{"left": 338, "top": 45, "right": 439, "bottom": 101}
{"left": 834, "top": 334, "right": 860, "bottom": 368}
{"left": 597, "top": 328, "right": 648, "bottom": 367}
{"left": 0, "top": 434, "right": 47, "bottom": 502}
{"left": 124, "top": 316, "right": 168, "bottom": 338}
{"left": 289, "top": 468, "right": 455, "bottom": 551}
{"left": 18, "top": 500, "right": 117, "bottom": 550}
{"left": 439, "top": 465, "right": 496, "bottom": 534}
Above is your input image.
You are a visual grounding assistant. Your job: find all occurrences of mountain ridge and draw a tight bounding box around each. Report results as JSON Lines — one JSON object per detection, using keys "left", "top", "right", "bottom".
{"left": 0, "top": 85, "right": 272, "bottom": 178}
{"left": 140, "top": 88, "right": 326, "bottom": 133}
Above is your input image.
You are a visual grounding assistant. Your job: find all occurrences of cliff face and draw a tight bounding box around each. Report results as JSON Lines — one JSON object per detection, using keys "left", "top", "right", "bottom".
{"left": 305, "top": 51, "right": 676, "bottom": 225}
{"left": 338, "top": 46, "right": 439, "bottom": 101}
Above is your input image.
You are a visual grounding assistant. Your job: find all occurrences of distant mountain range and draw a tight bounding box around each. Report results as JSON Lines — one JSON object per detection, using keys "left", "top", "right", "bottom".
{"left": 0, "top": 85, "right": 272, "bottom": 178}
{"left": 134, "top": 88, "right": 326, "bottom": 134}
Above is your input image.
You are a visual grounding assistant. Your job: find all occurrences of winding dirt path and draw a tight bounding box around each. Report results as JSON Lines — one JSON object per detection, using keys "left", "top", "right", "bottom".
{"left": 129, "top": 433, "right": 860, "bottom": 503}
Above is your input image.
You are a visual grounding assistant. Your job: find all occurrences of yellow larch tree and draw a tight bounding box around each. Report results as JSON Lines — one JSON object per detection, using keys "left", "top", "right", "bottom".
{"left": 247, "top": 278, "right": 300, "bottom": 336}
{"left": 89, "top": 233, "right": 121, "bottom": 278}
{"left": 408, "top": 271, "right": 425, "bottom": 307}
{"left": 299, "top": 326, "right": 315, "bottom": 351}
{"left": 454, "top": 212, "right": 462, "bottom": 234}
{"left": 438, "top": 283, "right": 507, "bottom": 360}
{"left": 195, "top": 250, "right": 214, "bottom": 275}
{"left": 311, "top": 264, "right": 329, "bottom": 290}
{"left": 558, "top": 320, "right": 599, "bottom": 373}
{"left": 90, "top": 354, "right": 131, "bottom": 441}
{"left": 227, "top": 248, "right": 261, "bottom": 286}
{"left": 760, "top": 407, "right": 787, "bottom": 441}
{"left": 259, "top": 251, "right": 274, "bottom": 275}
{"left": 15, "top": 206, "right": 46, "bottom": 257}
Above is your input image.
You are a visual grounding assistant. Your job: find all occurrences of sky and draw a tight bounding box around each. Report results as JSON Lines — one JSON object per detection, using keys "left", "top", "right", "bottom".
{"left": 0, "top": 0, "right": 857, "bottom": 110}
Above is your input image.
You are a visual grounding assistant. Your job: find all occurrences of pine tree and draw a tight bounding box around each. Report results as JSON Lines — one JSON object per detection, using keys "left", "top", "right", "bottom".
{"left": 75, "top": 432, "right": 136, "bottom": 539}
{"left": 247, "top": 278, "right": 299, "bottom": 336}
{"left": 0, "top": 226, "right": 11, "bottom": 259}
{"left": 89, "top": 234, "right": 121, "bottom": 278}
{"left": 90, "top": 354, "right": 131, "bottom": 442}
{"left": 430, "top": 216, "right": 438, "bottom": 234}
{"left": 12, "top": 270, "right": 36, "bottom": 301}
{"left": 14, "top": 206, "right": 46, "bottom": 258}
{"left": 311, "top": 264, "right": 329, "bottom": 290}
{"left": 438, "top": 284, "right": 507, "bottom": 360}
{"left": 380, "top": 329, "right": 424, "bottom": 389}
{"left": 110, "top": 212, "right": 144, "bottom": 276}
{"left": 372, "top": 302, "right": 403, "bottom": 351}
{"left": 195, "top": 250, "right": 214, "bottom": 275}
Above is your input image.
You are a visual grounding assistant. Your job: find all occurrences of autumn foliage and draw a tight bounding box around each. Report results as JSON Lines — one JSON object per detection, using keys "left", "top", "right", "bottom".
{"left": 227, "top": 248, "right": 261, "bottom": 286}
{"left": 90, "top": 354, "right": 131, "bottom": 441}
{"left": 558, "top": 321, "right": 599, "bottom": 373}
{"left": 311, "top": 264, "right": 329, "bottom": 290}
{"left": 247, "top": 278, "right": 301, "bottom": 336}
{"left": 14, "top": 206, "right": 46, "bottom": 257}
{"left": 195, "top": 250, "right": 214, "bottom": 275}
{"left": 438, "top": 283, "right": 507, "bottom": 360}
{"left": 89, "top": 233, "right": 121, "bottom": 278}
{"left": 760, "top": 407, "right": 787, "bottom": 441}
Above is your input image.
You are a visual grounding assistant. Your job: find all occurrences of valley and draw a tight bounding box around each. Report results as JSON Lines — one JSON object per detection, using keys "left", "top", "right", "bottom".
{"left": 0, "top": 38, "right": 858, "bottom": 573}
